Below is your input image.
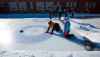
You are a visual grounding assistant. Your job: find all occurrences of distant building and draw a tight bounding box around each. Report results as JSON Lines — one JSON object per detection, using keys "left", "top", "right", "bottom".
{"left": 0, "top": 0, "right": 100, "bottom": 13}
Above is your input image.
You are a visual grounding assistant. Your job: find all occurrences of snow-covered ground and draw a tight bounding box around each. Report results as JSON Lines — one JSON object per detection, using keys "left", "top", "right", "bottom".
{"left": 70, "top": 18, "right": 100, "bottom": 43}
{"left": 0, "top": 50, "right": 100, "bottom": 57}
{"left": 0, "top": 18, "right": 100, "bottom": 56}
{"left": 0, "top": 19, "right": 84, "bottom": 51}
{"left": 0, "top": 18, "right": 100, "bottom": 51}
{"left": 0, "top": 18, "right": 86, "bottom": 51}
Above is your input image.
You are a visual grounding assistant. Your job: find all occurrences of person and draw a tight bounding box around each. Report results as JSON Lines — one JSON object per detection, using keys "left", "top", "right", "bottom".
{"left": 56, "top": 6, "right": 61, "bottom": 20}
{"left": 64, "top": 14, "right": 71, "bottom": 38}
{"left": 48, "top": 6, "right": 54, "bottom": 19}
{"left": 46, "top": 21, "right": 62, "bottom": 34}
{"left": 48, "top": 3, "right": 57, "bottom": 20}
{"left": 56, "top": 4, "right": 64, "bottom": 20}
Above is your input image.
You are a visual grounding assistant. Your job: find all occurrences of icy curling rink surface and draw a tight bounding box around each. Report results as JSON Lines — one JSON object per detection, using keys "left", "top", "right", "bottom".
{"left": 0, "top": 18, "right": 100, "bottom": 57}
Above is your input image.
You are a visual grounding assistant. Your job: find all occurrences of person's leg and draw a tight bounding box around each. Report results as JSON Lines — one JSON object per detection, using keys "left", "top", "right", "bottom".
{"left": 53, "top": 11, "right": 55, "bottom": 19}
{"left": 55, "top": 23, "right": 63, "bottom": 33}
{"left": 57, "top": 24, "right": 63, "bottom": 33}
{"left": 54, "top": 11, "right": 57, "bottom": 19}
{"left": 50, "top": 26, "right": 55, "bottom": 34}
{"left": 64, "top": 32, "right": 70, "bottom": 37}
{"left": 59, "top": 12, "right": 62, "bottom": 20}
{"left": 49, "top": 11, "right": 52, "bottom": 19}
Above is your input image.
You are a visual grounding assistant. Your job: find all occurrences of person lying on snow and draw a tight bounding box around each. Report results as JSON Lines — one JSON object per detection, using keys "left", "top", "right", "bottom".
{"left": 46, "top": 20, "right": 63, "bottom": 34}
